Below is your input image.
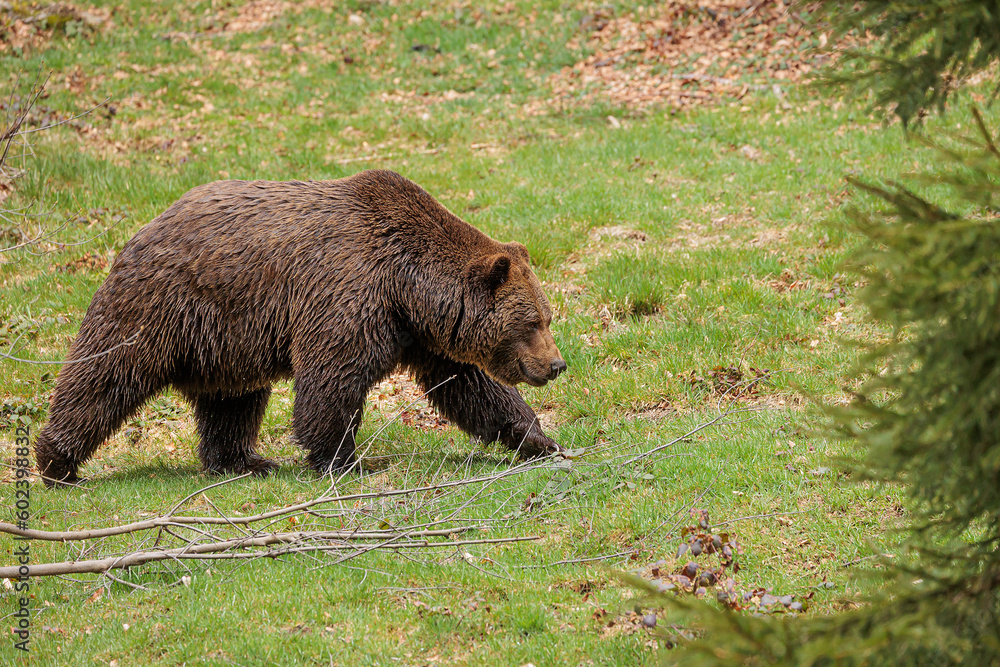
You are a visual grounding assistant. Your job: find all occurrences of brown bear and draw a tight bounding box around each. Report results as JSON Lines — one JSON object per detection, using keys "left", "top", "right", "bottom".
{"left": 34, "top": 169, "right": 566, "bottom": 487}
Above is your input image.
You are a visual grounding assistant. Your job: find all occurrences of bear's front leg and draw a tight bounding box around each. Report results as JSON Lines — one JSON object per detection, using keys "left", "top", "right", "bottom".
{"left": 291, "top": 373, "right": 366, "bottom": 475}
{"left": 36, "top": 348, "right": 165, "bottom": 487}
{"left": 404, "top": 351, "right": 562, "bottom": 458}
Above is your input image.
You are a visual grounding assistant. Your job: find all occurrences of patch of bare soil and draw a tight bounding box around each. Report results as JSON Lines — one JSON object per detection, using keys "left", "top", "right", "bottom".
{"left": 200, "top": 0, "right": 332, "bottom": 34}
{"left": 566, "top": 224, "right": 649, "bottom": 267}
{"left": 368, "top": 371, "right": 450, "bottom": 432}
{"left": 0, "top": 2, "right": 110, "bottom": 53}
{"left": 551, "top": 1, "right": 832, "bottom": 110}
{"left": 686, "top": 363, "right": 771, "bottom": 400}
{"left": 668, "top": 218, "right": 734, "bottom": 251}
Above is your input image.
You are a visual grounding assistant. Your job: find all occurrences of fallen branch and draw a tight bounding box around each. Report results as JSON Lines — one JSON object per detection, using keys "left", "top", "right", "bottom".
{"left": 0, "top": 522, "right": 472, "bottom": 543}
{"left": 0, "top": 331, "right": 140, "bottom": 365}
{"left": 618, "top": 410, "right": 742, "bottom": 466}
{"left": 0, "top": 534, "right": 539, "bottom": 578}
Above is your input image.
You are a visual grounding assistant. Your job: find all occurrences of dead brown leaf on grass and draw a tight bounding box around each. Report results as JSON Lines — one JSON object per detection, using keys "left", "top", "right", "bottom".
{"left": 222, "top": 0, "right": 291, "bottom": 34}
{"left": 368, "top": 371, "right": 426, "bottom": 414}
{"left": 55, "top": 250, "right": 113, "bottom": 273}
{"left": 0, "top": 17, "right": 45, "bottom": 52}
{"left": 627, "top": 398, "right": 676, "bottom": 421}
{"left": 600, "top": 610, "right": 661, "bottom": 638}
{"left": 767, "top": 267, "right": 808, "bottom": 292}
{"left": 367, "top": 371, "right": 453, "bottom": 433}
{"left": 0, "top": 175, "right": 13, "bottom": 206}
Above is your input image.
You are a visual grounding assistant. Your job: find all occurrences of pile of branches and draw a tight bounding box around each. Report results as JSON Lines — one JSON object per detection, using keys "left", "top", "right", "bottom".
{"left": 1, "top": 461, "right": 549, "bottom": 583}
{"left": 1, "top": 405, "right": 749, "bottom": 586}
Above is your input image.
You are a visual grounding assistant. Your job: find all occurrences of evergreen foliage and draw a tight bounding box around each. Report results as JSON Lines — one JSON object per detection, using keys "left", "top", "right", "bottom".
{"left": 637, "top": 111, "right": 1000, "bottom": 666}
{"left": 631, "top": 5, "right": 1000, "bottom": 663}
{"left": 818, "top": 0, "right": 1000, "bottom": 125}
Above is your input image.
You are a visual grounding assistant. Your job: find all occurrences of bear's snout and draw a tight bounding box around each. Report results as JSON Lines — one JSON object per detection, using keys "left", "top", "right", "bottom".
{"left": 549, "top": 358, "right": 567, "bottom": 379}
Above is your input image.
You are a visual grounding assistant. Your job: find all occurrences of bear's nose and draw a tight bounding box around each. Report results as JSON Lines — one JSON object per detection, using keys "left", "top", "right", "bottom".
{"left": 550, "top": 359, "right": 567, "bottom": 378}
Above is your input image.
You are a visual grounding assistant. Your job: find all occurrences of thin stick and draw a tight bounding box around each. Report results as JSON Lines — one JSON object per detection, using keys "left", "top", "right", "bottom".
{"left": 515, "top": 551, "right": 636, "bottom": 569}
{"left": 712, "top": 510, "right": 812, "bottom": 529}
{"left": 166, "top": 473, "right": 253, "bottom": 516}
{"left": 618, "top": 411, "right": 738, "bottom": 466}
{"left": 0, "top": 331, "right": 140, "bottom": 365}
{"left": 16, "top": 97, "right": 112, "bottom": 136}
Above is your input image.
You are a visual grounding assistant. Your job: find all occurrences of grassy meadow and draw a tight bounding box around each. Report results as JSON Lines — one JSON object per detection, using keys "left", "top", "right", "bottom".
{"left": 0, "top": 1, "right": 987, "bottom": 665}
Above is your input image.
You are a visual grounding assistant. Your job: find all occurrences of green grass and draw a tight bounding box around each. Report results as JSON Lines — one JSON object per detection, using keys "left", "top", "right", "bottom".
{"left": 0, "top": 1, "right": 990, "bottom": 665}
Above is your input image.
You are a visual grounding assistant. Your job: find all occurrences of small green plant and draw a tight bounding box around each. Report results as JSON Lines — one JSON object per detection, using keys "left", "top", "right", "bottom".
{"left": 2, "top": 394, "right": 44, "bottom": 426}
{"left": 591, "top": 253, "right": 668, "bottom": 319}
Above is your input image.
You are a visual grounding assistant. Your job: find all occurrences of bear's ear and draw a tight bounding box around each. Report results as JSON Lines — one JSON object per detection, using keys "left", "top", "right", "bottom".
{"left": 467, "top": 254, "right": 511, "bottom": 292}
{"left": 504, "top": 242, "right": 530, "bottom": 264}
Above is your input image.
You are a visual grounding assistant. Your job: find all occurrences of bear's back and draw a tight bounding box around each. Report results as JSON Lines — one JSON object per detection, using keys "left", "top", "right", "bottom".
{"left": 115, "top": 170, "right": 490, "bottom": 276}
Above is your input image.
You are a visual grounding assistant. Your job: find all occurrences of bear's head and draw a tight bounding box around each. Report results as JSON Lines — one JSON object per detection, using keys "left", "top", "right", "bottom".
{"left": 461, "top": 242, "right": 566, "bottom": 387}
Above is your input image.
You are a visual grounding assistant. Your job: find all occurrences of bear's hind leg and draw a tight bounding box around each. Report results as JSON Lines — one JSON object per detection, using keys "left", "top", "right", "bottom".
{"left": 190, "top": 388, "right": 277, "bottom": 477}
{"left": 36, "top": 365, "right": 164, "bottom": 487}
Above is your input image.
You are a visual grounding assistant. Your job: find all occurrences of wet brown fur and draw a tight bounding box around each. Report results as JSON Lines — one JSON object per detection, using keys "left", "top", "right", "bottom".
{"left": 34, "top": 170, "right": 566, "bottom": 486}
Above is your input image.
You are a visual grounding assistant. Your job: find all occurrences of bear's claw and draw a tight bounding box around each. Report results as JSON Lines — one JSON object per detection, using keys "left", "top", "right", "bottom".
{"left": 516, "top": 432, "right": 564, "bottom": 459}
{"left": 36, "top": 447, "right": 81, "bottom": 489}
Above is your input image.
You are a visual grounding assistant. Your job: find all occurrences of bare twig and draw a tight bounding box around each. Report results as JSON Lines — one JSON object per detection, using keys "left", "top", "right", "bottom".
{"left": 840, "top": 553, "right": 893, "bottom": 568}
{"left": 16, "top": 96, "right": 111, "bottom": 137}
{"left": 618, "top": 410, "right": 739, "bottom": 466}
{"left": 3, "top": 311, "right": 747, "bottom": 588}
{"left": 515, "top": 551, "right": 637, "bottom": 569}
{"left": 0, "top": 521, "right": 475, "bottom": 544}
{"left": 166, "top": 472, "right": 254, "bottom": 516}
{"left": 712, "top": 510, "right": 812, "bottom": 529}
{"left": 0, "top": 70, "right": 114, "bottom": 256}
{"left": 0, "top": 331, "right": 140, "bottom": 365}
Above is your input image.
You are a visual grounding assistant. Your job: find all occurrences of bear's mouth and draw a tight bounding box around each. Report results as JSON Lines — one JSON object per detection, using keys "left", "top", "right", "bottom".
{"left": 519, "top": 360, "right": 549, "bottom": 387}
